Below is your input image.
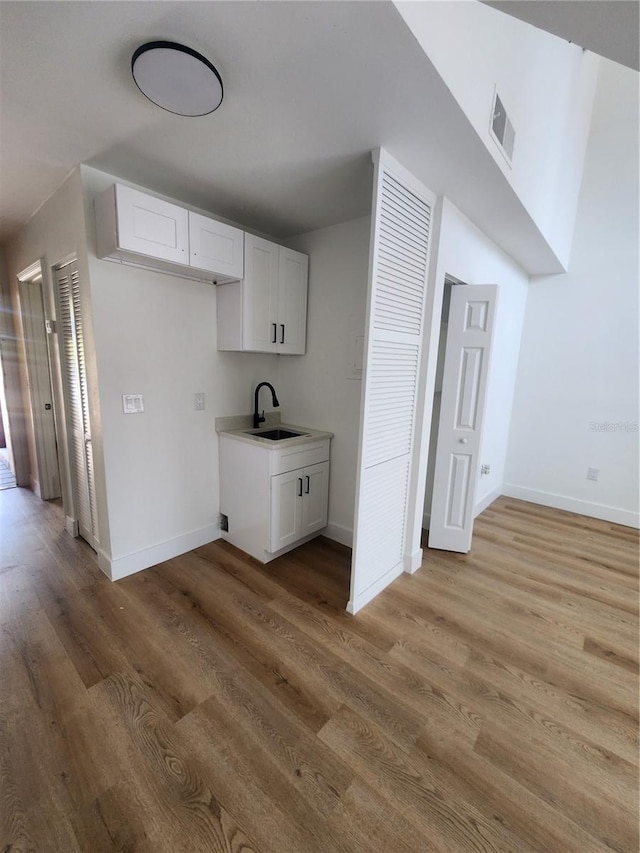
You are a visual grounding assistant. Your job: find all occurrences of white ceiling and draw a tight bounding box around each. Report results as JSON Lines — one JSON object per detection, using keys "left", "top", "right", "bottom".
{"left": 0, "top": 1, "right": 635, "bottom": 273}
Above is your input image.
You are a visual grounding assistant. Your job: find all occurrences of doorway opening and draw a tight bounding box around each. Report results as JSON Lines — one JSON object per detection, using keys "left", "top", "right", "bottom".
{"left": 0, "top": 337, "right": 17, "bottom": 490}
{"left": 17, "top": 261, "right": 61, "bottom": 500}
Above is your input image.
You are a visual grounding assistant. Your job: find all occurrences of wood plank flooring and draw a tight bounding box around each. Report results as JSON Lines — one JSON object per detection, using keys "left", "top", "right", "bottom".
{"left": 1, "top": 488, "right": 638, "bottom": 852}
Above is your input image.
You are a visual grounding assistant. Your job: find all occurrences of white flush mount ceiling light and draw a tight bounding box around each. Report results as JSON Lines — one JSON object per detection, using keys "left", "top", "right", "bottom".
{"left": 131, "top": 41, "right": 223, "bottom": 116}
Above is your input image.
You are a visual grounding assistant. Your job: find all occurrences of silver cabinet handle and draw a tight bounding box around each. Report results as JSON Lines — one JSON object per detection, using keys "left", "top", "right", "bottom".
{"left": 459, "top": 438, "right": 468, "bottom": 444}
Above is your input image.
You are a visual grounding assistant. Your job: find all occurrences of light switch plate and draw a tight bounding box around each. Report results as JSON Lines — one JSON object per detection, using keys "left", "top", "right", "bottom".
{"left": 122, "top": 393, "right": 144, "bottom": 414}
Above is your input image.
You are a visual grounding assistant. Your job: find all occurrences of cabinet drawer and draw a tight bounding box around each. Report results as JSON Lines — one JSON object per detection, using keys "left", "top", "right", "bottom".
{"left": 270, "top": 439, "right": 330, "bottom": 475}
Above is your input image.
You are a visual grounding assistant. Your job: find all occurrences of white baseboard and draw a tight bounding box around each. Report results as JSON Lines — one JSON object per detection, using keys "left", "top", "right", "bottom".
{"left": 65, "top": 515, "right": 79, "bottom": 537}
{"left": 404, "top": 547, "right": 422, "bottom": 574}
{"left": 98, "top": 524, "right": 222, "bottom": 581}
{"left": 474, "top": 486, "right": 502, "bottom": 518}
{"left": 324, "top": 521, "right": 353, "bottom": 548}
{"left": 502, "top": 484, "right": 640, "bottom": 529}
{"left": 31, "top": 477, "right": 41, "bottom": 498}
{"left": 347, "top": 560, "right": 404, "bottom": 615}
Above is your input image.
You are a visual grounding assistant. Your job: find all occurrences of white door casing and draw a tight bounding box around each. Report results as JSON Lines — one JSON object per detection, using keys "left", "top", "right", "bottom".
{"left": 55, "top": 260, "right": 98, "bottom": 549}
{"left": 428, "top": 284, "right": 498, "bottom": 553}
{"left": 349, "top": 149, "right": 436, "bottom": 614}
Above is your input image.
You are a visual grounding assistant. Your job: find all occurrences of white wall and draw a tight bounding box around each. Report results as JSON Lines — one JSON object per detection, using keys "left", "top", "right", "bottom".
{"left": 505, "top": 60, "right": 639, "bottom": 528}
{"left": 395, "top": 0, "right": 599, "bottom": 268}
{"left": 421, "top": 197, "right": 529, "bottom": 522}
{"left": 81, "top": 166, "right": 280, "bottom": 577}
{"left": 3, "top": 168, "right": 90, "bottom": 518}
{"left": 280, "top": 216, "right": 371, "bottom": 545}
{"left": 0, "top": 249, "right": 24, "bottom": 479}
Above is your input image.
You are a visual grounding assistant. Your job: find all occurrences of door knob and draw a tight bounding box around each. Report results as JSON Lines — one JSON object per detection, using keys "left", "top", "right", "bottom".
{"left": 459, "top": 438, "right": 468, "bottom": 444}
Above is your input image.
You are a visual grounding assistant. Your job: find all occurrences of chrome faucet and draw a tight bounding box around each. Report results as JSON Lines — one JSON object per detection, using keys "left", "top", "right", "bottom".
{"left": 253, "top": 382, "right": 280, "bottom": 429}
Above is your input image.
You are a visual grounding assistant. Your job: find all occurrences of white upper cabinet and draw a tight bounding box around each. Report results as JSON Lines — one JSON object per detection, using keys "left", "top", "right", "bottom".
{"left": 243, "top": 236, "right": 280, "bottom": 352}
{"left": 217, "top": 234, "right": 308, "bottom": 355}
{"left": 277, "top": 246, "right": 308, "bottom": 355}
{"left": 114, "top": 184, "right": 189, "bottom": 264}
{"left": 188, "top": 211, "right": 244, "bottom": 281}
{"left": 95, "top": 183, "right": 243, "bottom": 284}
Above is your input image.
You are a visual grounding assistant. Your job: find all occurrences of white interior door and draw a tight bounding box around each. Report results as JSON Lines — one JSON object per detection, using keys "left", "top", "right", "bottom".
{"left": 349, "top": 149, "right": 436, "bottom": 614}
{"left": 18, "top": 274, "right": 61, "bottom": 500}
{"left": 55, "top": 260, "right": 98, "bottom": 549}
{"left": 428, "top": 284, "right": 498, "bottom": 553}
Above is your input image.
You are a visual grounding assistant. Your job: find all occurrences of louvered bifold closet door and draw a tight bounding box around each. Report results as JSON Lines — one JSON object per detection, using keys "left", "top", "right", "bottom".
{"left": 56, "top": 261, "right": 97, "bottom": 548}
{"left": 348, "top": 151, "right": 436, "bottom": 614}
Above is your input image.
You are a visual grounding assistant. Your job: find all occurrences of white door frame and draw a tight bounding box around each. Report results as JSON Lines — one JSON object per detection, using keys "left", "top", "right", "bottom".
{"left": 17, "top": 260, "right": 61, "bottom": 500}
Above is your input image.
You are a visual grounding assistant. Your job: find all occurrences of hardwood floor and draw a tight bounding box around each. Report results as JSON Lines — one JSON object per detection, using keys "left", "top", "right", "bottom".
{"left": 1, "top": 488, "right": 638, "bottom": 852}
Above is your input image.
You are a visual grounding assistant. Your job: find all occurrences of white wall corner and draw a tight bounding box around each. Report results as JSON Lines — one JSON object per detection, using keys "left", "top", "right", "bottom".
{"left": 502, "top": 484, "right": 640, "bottom": 530}
{"left": 102, "top": 524, "right": 222, "bottom": 582}
{"left": 97, "top": 547, "right": 113, "bottom": 580}
{"left": 474, "top": 486, "right": 502, "bottom": 518}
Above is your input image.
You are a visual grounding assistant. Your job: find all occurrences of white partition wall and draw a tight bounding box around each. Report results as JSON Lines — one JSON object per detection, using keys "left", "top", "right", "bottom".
{"left": 348, "top": 149, "right": 436, "bottom": 614}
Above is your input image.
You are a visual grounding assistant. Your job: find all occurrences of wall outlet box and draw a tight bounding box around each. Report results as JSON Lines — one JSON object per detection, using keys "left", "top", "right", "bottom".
{"left": 587, "top": 467, "right": 599, "bottom": 481}
{"left": 480, "top": 464, "right": 491, "bottom": 475}
{"left": 194, "top": 392, "right": 205, "bottom": 411}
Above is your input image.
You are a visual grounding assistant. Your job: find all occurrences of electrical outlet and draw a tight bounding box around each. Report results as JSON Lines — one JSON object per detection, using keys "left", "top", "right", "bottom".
{"left": 194, "top": 392, "right": 205, "bottom": 411}
{"left": 587, "top": 467, "right": 599, "bottom": 482}
{"left": 480, "top": 464, "right": 491, "bottom": 475}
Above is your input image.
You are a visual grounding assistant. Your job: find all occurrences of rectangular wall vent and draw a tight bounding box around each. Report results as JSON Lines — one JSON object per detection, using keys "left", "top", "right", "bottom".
{"left": 490, "top": 90, "right": 515, "bottom": 164}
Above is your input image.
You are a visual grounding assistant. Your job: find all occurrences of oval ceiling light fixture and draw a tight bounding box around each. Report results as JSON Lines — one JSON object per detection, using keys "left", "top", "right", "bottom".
{"left": 131, "top": 41, "right": 223, "bottom": 116}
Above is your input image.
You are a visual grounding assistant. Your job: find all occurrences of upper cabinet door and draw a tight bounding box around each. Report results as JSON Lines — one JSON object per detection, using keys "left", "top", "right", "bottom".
{"left": 115, "top": 184, "right": 189, "bottom": 265}
{"left": 189, "top": 212, "right": 244, "bottom": 281}
{"left": 243, "top": 234, "right": 279, "bottom": 352}
{"left": 277, "top": 247, "right": 308, "bottom": 355}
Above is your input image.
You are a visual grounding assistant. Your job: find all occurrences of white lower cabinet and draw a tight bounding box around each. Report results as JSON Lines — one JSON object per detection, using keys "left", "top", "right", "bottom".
{"left": 270, "top": 461, "right": 329, "bottom": 552}
{"left": 219, "top": 432, "right": 331, "bottom": 563}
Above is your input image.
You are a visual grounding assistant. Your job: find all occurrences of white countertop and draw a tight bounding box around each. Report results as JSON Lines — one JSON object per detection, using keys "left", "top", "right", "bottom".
{"left": 218, "top": 421, "right": 333, "bottom": 449}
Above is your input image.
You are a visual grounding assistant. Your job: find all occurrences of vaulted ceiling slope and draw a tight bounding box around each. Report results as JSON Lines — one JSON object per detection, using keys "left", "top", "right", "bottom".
{"left": 482, "top": 0, "right": 639, "bottom": 71}
{"left": 0, "top": 1, "right": 616, "bottom": 273}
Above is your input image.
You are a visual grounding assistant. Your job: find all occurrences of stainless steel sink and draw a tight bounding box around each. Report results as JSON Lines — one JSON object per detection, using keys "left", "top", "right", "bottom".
{"left": 245, "top": 428, "right": 308, "bottom": 441}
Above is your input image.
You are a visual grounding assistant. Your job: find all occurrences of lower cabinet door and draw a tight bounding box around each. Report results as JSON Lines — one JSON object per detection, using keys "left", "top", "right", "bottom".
{"left": 301, "top": 461, "right": 330, "bottom": 537}
{"left": 270, "top": 469, "right": 303, "bottom": 552}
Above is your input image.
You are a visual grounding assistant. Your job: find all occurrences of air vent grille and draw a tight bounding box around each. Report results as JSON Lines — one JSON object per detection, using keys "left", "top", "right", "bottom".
{"left": 490, "top": 91, "right": 515, "bottom": 163}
